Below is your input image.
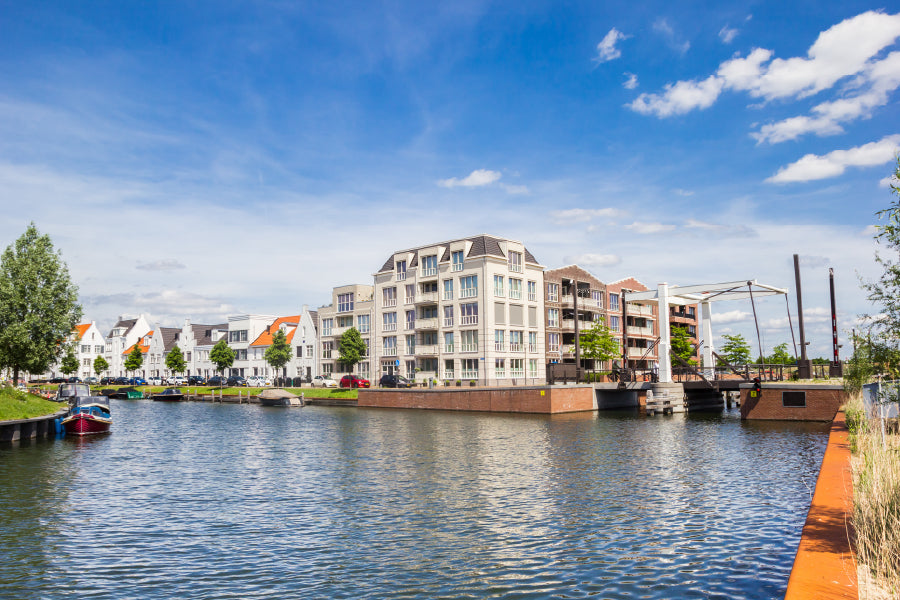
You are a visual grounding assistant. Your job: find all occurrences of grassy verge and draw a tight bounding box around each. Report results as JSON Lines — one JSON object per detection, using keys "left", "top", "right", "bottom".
{"left": 0, "top": 386, "right": 64, "bottom": 421}
{"left": 843, "top": 393, "right": 900, "bottom": 599}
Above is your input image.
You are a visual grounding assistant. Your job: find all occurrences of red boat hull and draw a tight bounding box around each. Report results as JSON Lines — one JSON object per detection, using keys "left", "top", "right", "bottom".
{"left": 62, "top": 414, "right": 111, "bottom": 436}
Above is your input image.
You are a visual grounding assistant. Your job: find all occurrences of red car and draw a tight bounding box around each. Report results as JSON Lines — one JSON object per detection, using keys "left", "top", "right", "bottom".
{"left": 340, "top": 375, "right": 370, "bottom": 388}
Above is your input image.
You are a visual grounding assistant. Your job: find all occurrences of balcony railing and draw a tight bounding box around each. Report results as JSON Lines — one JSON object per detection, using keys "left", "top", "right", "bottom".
{"left": 628, "top": 304, "right": 654, "bottom": 317}
{"left": 528, "top": 293, "right": 537, "bottom": 302}
{"left": 405, "top": 321, "right": 415, "bottom": 331}
{"left": 417, "top": 345, "right": 438, "bottom": 355}
{"left": 509, "top": 290, "right": 522, "bottom": 300}
{"left": 510, "top": 368, "right": 524, "bottom": 378}
{"left": 627, "top": 325, "right": 653, "bottom": 336}
{"left": 627, "top": 346, "right": 652, "bottom": 358}
{"left": 494, "top": 342, "right": 505, "bottom": 351}
{"left": 396, "top": 272, "right": 407, "bottom": 281}
{"left": 404, "top": 296, "right": 415, "bottom": 305}
{"left": 509, "top": 343, "right": 523, "bottom": 352}
{"left": 443, "top": 370, "right": 454, "bottom": 379}
{"left": 383, "top": 298, "right": 397, "bottom": 308}
{"left": 383, "top": 347, "right": 398, "bottom": 356}
{"left": 405, "top": 346, "right": 415, "bottom": 356}
{"left": 416, "top": 292, "right": 439, "bottom": 304}
{"left": 383, "top": 323, "right": 397, "bottom": 332}
{"left": 443, "top": 344, "right": 454, "bottom": 353}
{"left": 461, "top": 343, "right": 478, "bottom": 353}
{"left": 416, "top": 318, "right": 438, "bottom": 330}
{"left": 461, "top": 369, "right": 478, "bottom": 379}
{"left": 528, "top": 343, "right": 538, "bottom": 353}
{"left": 460, "top": 288, "right": 477, "bottom": 299}
{"left": 443, "top": 317, "right": 454, "bottom": 327}
{"left": 461, "top": 315, "right": 478, "bottom": 325}
{"left": 495, "top": 369, "right": 506, "bottom": 378}
{"left": 548, "top": 345, "right": 560, "bottom": 353}
{"left": 420, "top": 267, "right": 438, "bottom": 278}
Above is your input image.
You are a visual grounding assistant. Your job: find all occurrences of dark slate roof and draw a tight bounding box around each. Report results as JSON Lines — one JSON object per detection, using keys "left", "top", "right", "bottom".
{"left": 192, "top": 323, "right": 227, "bottom": 346}
{"left": 160, "top": 327, "right": 182, "bottom": 352}
{"left": 377, "top": 235, "right": 540, "bottom": 273}
{"left": 107, "top": 318, "right": 137, "bottom": 338}
{"left": 309, "top": 310, "right": 319, "bottom": 331}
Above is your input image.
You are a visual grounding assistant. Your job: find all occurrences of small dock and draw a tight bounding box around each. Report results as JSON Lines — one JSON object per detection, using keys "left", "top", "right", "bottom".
{"left": 0, "top": 408, "right": 69, "bottom": 442}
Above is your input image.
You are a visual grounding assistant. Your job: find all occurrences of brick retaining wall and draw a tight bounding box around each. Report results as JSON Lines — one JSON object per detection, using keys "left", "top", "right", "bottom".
{"left": 740, "top": 383, "right": 847, "bottom": 421}
{"left": 358, "top": 386, "right": 594, "bottom": 414}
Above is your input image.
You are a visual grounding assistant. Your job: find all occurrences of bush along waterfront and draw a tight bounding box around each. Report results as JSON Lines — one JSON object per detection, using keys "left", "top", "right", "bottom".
{"left": 844, "top": 393, "right": 900, "bottom": 598}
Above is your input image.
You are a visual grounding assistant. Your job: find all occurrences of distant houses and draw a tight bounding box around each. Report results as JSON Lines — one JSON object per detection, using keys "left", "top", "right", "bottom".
{"left": 38, "top": 233, "right": 701, "bottom": 383}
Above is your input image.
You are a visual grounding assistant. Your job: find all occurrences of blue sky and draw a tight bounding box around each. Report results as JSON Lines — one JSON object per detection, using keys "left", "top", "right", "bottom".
{"left": 2, "top": 1, "right": 899, "bottom": 359}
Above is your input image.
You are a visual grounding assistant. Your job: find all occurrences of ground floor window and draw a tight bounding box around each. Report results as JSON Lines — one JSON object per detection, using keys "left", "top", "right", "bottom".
{"left": 462, "top": 358, "right": 479, "bottom": 379}
{"left": 495, "top": 358, "right": 506, "bottom": 378}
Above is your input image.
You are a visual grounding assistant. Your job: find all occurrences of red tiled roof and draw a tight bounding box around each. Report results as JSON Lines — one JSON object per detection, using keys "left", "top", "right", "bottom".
{"left": 123, "top": 331, "right": 153, "bottom": 356}
{"left": 250, "top": 316, "right": 301, "bottom": 347}
{"left": 73, "top": 323, "right": 91, "bottom": 341}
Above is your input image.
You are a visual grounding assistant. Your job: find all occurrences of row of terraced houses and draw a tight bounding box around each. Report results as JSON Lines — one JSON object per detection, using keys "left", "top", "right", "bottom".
{"left": 47, "top": 234, "right": 699, "bottom": 384}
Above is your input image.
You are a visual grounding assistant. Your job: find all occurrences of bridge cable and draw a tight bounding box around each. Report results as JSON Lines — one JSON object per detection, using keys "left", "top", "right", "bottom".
{"left": 748, "top": 282, "right": 764, "bottom": 378}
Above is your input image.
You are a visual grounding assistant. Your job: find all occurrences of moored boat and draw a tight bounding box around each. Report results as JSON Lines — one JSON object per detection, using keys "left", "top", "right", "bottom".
{"left": 152, "top": 388, "right": 184, "bottom": 402}
{"left": 61, "top": 395, "right": 112, "bottom": 436}
{"left": 258, "top": 388, "right": 304, "bottom": 407}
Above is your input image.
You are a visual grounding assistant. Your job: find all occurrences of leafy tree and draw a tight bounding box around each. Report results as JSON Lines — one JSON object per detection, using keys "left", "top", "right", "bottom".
{"left": 861, "top": 156, "right": 900, "bottom": 358}
{"left": 844, "top": 335, "right": 874, "bottom": 395}
{"left": 264, "top": 329, "right": 292, "bottom": 380}
{"left": 0, "top": 223, "right": 82, "bottom": 385}
{"left": 124, "top": 344, "right": 143, "bottom": 376}
{"left": 579, "top": 317, "right": 619, "bottom": 370}
{"left": 165, "top": 344, "right": 186, "bottom": 376}
{"left": 769, "top": 342, "right": 794, "bottom": 365}
{"left": 718, "top": 333, "right": 751, "bottom": 365}
{"left": 59, "top": 344, "right": 79, "bottom": 376}
{"left": 670, "top": 325, "right": 697, "bottom": 367}
{"left": 338, "top": 327, "right": 366, "bottom": 375}
{"left": 209, "top": 339, "right": 234, "bottom": 380}
{"left": 93, "top": 355, "right": 109, "bottom": 379}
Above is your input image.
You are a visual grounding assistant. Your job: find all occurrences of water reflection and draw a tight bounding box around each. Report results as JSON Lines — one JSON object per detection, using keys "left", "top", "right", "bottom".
{"left": 0, "top": 402, "right": 829, "bottom": 599}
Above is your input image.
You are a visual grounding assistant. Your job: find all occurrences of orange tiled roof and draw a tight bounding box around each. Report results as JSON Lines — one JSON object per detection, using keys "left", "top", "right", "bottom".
{"left": 123, "top": 331, "right": 153, "bottom": 356}
{"left": 250, "top": 315, "right": 301, "bottom": 347}
{"left": 74, "top": 323, "right": 91, "bottom": 340}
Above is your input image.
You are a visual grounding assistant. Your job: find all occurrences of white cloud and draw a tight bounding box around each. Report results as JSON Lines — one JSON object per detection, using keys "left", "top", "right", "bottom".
{"left": 594, "top": 28, "right": 628, "bottom": 63}
{"left": 719, "top": 26, "right": 739, "bottom": 44}
{"left": 136, "top": 259, "right": 187, "bottom": 271}
{"left": 500, "top": 183, "right": 529, "bottom": 195}
{"left": 565, "top": 253, "right": 621, "bottom": 268}
{"left": 673, "top": 188, "right": 694, "bottom": 196}
{"left": 712, "top": 310, "right": 751, "bottom": 324}
{"left": 683, "top": 219, "right": 758, "bottom": 238}
{"left": 653, "top": 18, "right": 690, "bottom": 54}
{"left": 625, "top": 221, "right": 676, "bottom": 234}
{"left": 623, "top": 72, "right": 639, "bottom": 89}
{"left": 628, "top": 75, "right": 724, "bottom": 117}
{"left": 629, "top": 11, "right": 900, "bottom": 120}
{"left": 438, "top": 169, "right": 502, "bottom": 188}
{"left": 766, "top": 134, "right": 900, "bottom": 183}
{"left": 550, "top": 208, "right": 625, "bottom": 224}
{"left": 879, "top": 172, "right": 900, "bottom": 187}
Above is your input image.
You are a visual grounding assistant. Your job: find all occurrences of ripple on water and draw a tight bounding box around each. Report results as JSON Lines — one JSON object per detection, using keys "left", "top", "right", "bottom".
{"left": 0, "top": 404, "right": 828, "bottom": 599}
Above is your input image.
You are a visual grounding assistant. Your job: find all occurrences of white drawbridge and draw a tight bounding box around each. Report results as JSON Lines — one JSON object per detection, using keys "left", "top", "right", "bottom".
{"left": 624, "top": 280, "right": 788, "bottom": 384}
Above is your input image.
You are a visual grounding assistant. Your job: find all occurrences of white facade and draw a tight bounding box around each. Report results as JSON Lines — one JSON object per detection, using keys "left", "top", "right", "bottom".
{"left": 372, "top": 235, "right": 546, "bottom": 385}
{"left": 179, "top": 320, "right": 228, "bottom": 378}
{"left": 247, "top": 306, "right": 319, "bottom": 381}
{"left": 317, "top": 284, "right": 374, "bottom": 379}
{"left": 104, "top": 315, "right": 152, "bottom": 377}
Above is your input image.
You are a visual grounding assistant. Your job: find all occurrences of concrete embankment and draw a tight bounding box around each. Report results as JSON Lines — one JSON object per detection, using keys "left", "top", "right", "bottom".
{"left": 785, "top": 410, "right": 857, "bottom": 599}
{"left": 0, "top": 408, "right": 69, "bottom": 442}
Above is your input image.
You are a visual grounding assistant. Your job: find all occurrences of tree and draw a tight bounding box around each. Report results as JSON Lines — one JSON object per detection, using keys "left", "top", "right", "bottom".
{"left": 209, "top": 339, "right": 234, "bottom": 381}
{"left": 861, "top": 156, "right": 900, "bottom": 348}
{"left": 670, "top": 326, "right": 696, "bottom": 367}
{"left": 579, "top": 318, "right": 619, "bottom": 370}
{"left": 0, "top": 223, "right": 82, "bottom": 385}
{"left": 264, "top": 329, "right": 292, "bottom": 382}
{"left": 59, "top": 344, "right": 79, "bottom": 376}
{"left": 338, "top": 327, "right": 366, "bottom": 375}
{"left": 769, "top": 342, "right": 794, "bottom": 365}
{"left": 93, "top": 355, "right": 109, "bottom": 379}
{"left": 124, "top": 344, "right": 143, "bottom": 377}
{"left": 718, "top": 333, "right": 751, "bottom": 365}
{"left": 165, "top": 344, "right": 186, "bottom": 376}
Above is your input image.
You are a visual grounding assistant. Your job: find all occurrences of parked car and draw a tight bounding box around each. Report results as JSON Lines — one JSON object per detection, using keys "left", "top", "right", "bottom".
{"left": 340, "top": 375, "right": 370, "bottom": 389}
{"left": 66, "top": 377, "right": 82, "bottom": 383}
{"left": 246, "top": 375, "right": 271, "bottom": 387}
{"left": 129, "top": 377, "right": 147, "bottom": 386}
{"left": 312, "top": 375, "right": 338, "bottom": 388}
{"left": 114, "top": 377, "right": 129, "bottom": 385}
{"left": 187, "top": 375, "right": 206, "bottom": 385}
{"left": 84, "top": 377, "right": 98, "bottom": 384}
{"left": 379, "top": 374, "right": 414, "bottom": 388}
{"left": 49, "top": 377, "right": 67, "bottom": 384}
{"left": 167, "top": 375, "right": 186, "bottom": 385}
{"left": 147, "top": 376, "right": 164, "bottom": 386}
{"left": 226, "top": 376, "right": 247, "bottom": 387}
{"left": 100, "top": 377, "right": 116, "bottom": 385}
{"left": 207, "top": 376, "right": 226, "bottom": 386}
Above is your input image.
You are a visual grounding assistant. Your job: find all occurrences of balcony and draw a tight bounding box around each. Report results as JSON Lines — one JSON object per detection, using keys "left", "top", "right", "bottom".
{"left": 443, "top": 370, "right": 455, "bottom": 379}
{"left": 417, "top": 345, "right": 438, "bottom": 356}
{"left": 509, "top": 343, "right": 523, "bottom": 352}
{"left": 383, "top": 298, "right": 397, "bottom": 308}
{"left": 626, "top": 325, "right": 653, "bottom": 337}
{"left": 494, "top": 342, "right": 505, "bottom": 352}
{"left": 461, "top": 369, "right": 478, "bottom": 379}
{"left": 627, "top": 346, "right": 652, "bottom": 358}
{"left": 460, "top": 315, "right": 478, "bottom": 326}
{"left": 383, "top": 323, "right": 397, "bottom": 332}
{"left": 443, "top": 344, "right": 455, "bottom": 353}
{"left": 396, "top": 272, "right": 407, "bottom": 281}
{"left": 415, "top": 292, "right": 439, "bottom": 304}
{"left": 461, "top": 343, "right": 479, "bottom": 353}
{"left": 416, "top": 318, "right": 439, "bottom": 330}
{"left": 419, "top": 267, "right": 438, "bottom": 280}
{"left": 443, "top": 318, "right": 454, "bottom": 328}
{"left": 627, "top": 304, "right": 654, "bottom": 317}
{"left": 383, "top": 347, "right": 398, "bottom": 356}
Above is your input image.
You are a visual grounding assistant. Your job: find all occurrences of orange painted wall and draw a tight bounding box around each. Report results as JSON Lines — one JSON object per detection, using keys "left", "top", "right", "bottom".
{"left": 358, "top": 386, "right": 594, "bottom": 414}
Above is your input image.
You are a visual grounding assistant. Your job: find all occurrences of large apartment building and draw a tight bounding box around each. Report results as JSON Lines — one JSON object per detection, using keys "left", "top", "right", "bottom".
{"left": 543, "top": 266, "right": 611, "bottom": 371}
{"left": 317, "top": 284, "right": 375, "bottom": 379}
{"left": 372, "top": 234, "right": 546, "bottom": 385}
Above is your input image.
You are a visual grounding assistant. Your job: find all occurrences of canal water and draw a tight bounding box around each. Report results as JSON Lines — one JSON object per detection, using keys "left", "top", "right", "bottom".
{"left": 0, "top": 401, "right": 829, "bottom": 599}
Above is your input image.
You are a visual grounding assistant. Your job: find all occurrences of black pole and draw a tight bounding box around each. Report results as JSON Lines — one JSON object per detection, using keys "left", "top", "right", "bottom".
{"left": 829, "top": 268, "right": 843, "bottom": 377}
{"left": 794, "top": 254, "right": 811, "bottom": 379}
